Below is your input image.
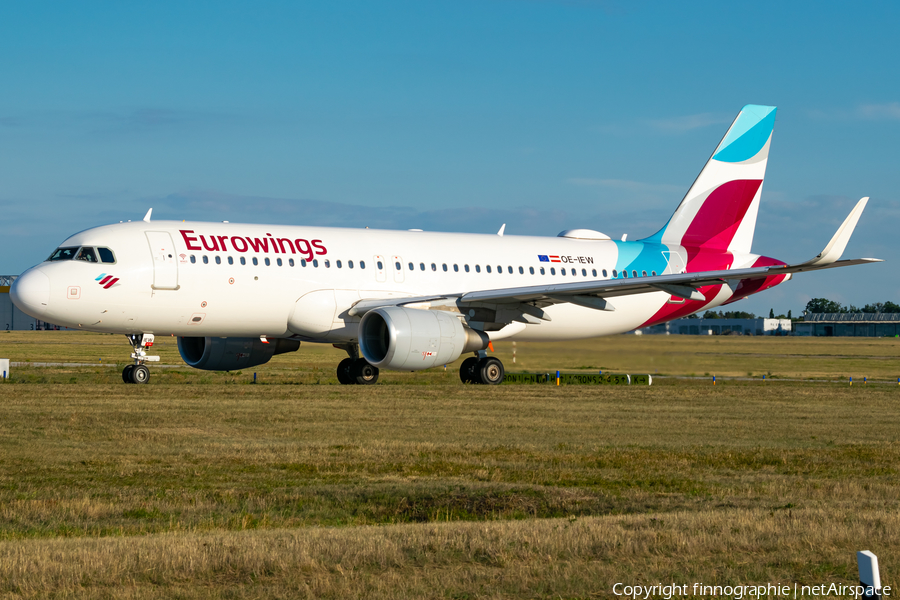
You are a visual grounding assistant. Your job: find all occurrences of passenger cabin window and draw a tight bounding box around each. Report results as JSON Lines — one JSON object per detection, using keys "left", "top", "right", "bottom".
{"left": 419, "top": 263, "right": 425, "bottom": 271}
{"left": 228, "top": 257, "right": 234, "bottom": 265}
{"left": 314, "top": 259, "right": 320, "bottom": 267}
{"left": 376, "top": 261, "right": 382, "bottom": 269}
{"left": 252, "top": 257, "right": 259, "bottom": 266}
{"left": 518, "top": 266, "right": 524, "bottom": 274}
{"left": 486, "top": 265, "right": 492, "bottom": 273}
{"left": 190, "top": 255, "right": 197, "bottom": 264}
{"left": 540, "top": 267, "right": 545, "bottom": 275}
{"left": 582, "top": 269, "right": 587, "bottom": 276}
{"left": 475, "top": 265, "right": 481, "bottom": 273}
{"left": 240, "top": 257, "right": 247, "bottom": 265}
{"left": 47, "top": 246, "right": 80, "bottom": 262}
{"left": 431, "top": 263, "right": 436, "bottom": 271}
{"left": 289, "top": 258, "right": 295, "bottom": 267}
{"left": 276, "top": 258, "right": 282, "bottom": 266}
{"left": 442, "top": 264, "right": 448, "bottom": 272}
{"left": 202, "top": 256, "right": 209, "bottom": 264}
{"left": 215, "top": 256, "right": 222, "bottom": 265}
{"left": 550, "top": 268, "right": 556, "bottom": 275}
{"left": 349, "top": 260, "right": 354, "bottom": 269}
{"left": 529, "top": 267, "right": 534, "bottom": 274}
{"left": 395, "top": 262, "right": 401, "bottom": 270}
{"left": 602, "top": 269, "right": 608, "bottom": 277}
{"left": 97, "top": 247, "right": 116, "bottom": 263}
{"left": 75, "top": 247, "right": 98, "bottom": 263}
{"left": 324, "top": 260, "right": 330, "bottom": 268}
{"left": 465, "top": 264, "right": 470, "bottom": 272}
{"left": 336, "top": 260, "right": 342, "bottom": 268}
{"left": 360, "top": 261, "right": 366, "bottom": 269}
{"left": 301, "top": 259, "right": 307, "bottom": 267}
{"left": 453, "top": 264, "right": 459, "bottom": 272}
{"left": 408, "top": 262, "right": 414, "bottom": 270}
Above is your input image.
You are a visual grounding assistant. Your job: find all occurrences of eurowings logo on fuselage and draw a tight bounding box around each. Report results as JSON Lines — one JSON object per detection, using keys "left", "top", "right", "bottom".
{"left": 179, "top": 230, "right": 328, "bottom": 262}
{"left": 95, "top": 273, "right": 120, "bottom": 289}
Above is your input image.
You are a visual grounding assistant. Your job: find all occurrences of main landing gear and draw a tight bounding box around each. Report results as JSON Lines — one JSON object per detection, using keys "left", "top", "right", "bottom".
{"left": 122, "top": 334, "right": 159, "bottom": 384}
{"left": 334, "top": 343, "right": 379, "bottom": 385}
{"left": 459, "top": 353, "right": 505, "bottom": 385}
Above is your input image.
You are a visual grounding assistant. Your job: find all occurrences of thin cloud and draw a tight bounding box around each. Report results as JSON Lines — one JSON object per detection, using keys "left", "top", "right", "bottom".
{"left": 566, "top": 178, "right": 683, "bottom": 194}
{"left": 645, "top": 112, "right": 730, "bottom": 133}
{"left": 857, "top": 102, "right": 900, "bottom": 121}
{"left": 147, "top": 190, "right": 574, "bottom": 236}
{"left": 0, "top": 108, "right": 242, "bottom": 136}
{"left": 809, "top": 102, "right": 900, "bottom": 122}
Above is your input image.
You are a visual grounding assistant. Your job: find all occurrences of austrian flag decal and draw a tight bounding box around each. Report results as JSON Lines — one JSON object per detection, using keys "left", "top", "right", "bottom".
{"left": 95, "top": 273, "right": 120, "bottom": 289}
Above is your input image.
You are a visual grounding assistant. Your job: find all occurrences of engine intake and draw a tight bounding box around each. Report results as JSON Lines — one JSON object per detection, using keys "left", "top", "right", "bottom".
{"left": 177, "top": 336, "right": 300, "bottom": 371}
{"left": 359, "top": 306, "right": 488, "bottom": 370}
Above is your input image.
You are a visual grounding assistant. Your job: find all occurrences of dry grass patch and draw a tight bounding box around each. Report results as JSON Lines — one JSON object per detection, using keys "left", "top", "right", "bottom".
{"left": 1, "top": 508, "right": 897, "bottom": 599}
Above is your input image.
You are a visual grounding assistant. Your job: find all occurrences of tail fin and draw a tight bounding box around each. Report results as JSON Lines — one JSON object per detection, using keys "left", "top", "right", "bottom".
{"left": 644, "top": 104, "right": 776, "bottom": 253}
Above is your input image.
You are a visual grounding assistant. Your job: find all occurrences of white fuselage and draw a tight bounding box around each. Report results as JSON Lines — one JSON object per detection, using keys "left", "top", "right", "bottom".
{"left": 12, "top": 220, "right": 764, "bottom": 342}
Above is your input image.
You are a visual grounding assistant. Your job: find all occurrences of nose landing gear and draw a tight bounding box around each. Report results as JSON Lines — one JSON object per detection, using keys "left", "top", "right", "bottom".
{"left": 122, "top": 334, "right": 159, "bottom": 384}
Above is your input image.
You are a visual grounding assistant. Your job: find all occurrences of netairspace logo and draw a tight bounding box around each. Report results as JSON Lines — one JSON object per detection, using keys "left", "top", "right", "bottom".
{"left": 612, "top": 582, "right": 889, "bottom": 599}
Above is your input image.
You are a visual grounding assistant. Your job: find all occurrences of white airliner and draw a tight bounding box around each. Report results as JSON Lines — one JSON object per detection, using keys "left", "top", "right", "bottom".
{"left": 11, "top": 105, "right": 880, "bottom": 384}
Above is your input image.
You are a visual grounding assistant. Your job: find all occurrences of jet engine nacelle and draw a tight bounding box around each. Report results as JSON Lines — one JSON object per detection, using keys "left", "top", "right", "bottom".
{"left": 177, "top": 336, "right": 301, "bottom": 371}
{"left": 359, "top": 306, "right": 488, "bottom": 370}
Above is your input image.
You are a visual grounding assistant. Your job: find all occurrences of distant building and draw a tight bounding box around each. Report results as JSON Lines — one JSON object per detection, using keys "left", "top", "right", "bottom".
{"left": 0, "top": 275, "right": 59, "bottom": 331}
{"left": 635, "top": 317, "right": 791, "bottom": 336}
{"left": 793, "top": 313, "right": 900, "bottom": 337}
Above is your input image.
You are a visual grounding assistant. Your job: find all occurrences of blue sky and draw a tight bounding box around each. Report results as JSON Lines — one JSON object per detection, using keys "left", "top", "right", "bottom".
{"left": 2, "top": 1, "right": 898, "bottom": 316}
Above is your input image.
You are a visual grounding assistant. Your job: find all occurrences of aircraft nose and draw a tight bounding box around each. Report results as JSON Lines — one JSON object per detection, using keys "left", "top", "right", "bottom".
{"left": 10, "top": 269, "right": 51, "bottom": 317}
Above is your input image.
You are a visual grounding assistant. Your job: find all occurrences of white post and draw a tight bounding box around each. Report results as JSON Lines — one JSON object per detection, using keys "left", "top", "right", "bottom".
{"left": 858, "top": 550, "right": 882, "bottom": 599}
{"left": 0, "top": 358, "right": 8, "bottom": 379}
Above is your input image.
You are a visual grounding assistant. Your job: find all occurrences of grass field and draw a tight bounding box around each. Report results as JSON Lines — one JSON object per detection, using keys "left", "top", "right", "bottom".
{"left": 0, "top": 332, "right": 898, "bottom": 598}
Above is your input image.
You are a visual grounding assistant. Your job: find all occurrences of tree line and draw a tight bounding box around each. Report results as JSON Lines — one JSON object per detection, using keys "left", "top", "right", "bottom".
{"left": 804, "top": 298, "right": 900, "bottom": 314}
{"left": 685, "top": 298, "right": 899, "bottom": 321}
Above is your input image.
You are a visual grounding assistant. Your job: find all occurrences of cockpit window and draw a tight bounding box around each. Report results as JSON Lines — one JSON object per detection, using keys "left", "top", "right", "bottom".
{"left": 97, "top": 247, "right": 116, "bottom": 263}
{"left": 48, "top": 246, "right": 116, "bottom": 264}
{"left": 75, "top": 247, "right": 98, "bottom": 263}
{"left": 47, "top": 247, "right": 80, "bottom": 261}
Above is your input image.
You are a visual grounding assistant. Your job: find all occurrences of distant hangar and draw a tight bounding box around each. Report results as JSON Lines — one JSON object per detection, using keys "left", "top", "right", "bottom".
{"left": 1, "top": 276, "right": 46, "bottom": 330}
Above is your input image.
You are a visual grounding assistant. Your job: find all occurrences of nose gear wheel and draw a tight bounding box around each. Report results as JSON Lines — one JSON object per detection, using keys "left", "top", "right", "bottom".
{"left": 121, "top": 334, "right": 158, "bottom": 384}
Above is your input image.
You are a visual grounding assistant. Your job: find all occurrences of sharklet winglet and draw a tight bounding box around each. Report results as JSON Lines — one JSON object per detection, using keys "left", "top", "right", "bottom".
{"left": 802, "top": 197, "right": 869, "bottom": 267}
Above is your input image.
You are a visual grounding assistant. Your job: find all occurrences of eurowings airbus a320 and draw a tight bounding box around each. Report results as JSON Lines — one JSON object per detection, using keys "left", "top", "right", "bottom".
{"left": 10, "top": 105, "right": 881, "bottom": 384}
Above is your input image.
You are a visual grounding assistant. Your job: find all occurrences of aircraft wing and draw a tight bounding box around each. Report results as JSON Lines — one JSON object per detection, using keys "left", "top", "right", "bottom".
{"left": 349, "top": 197, "right": 881, "bottom": 323}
